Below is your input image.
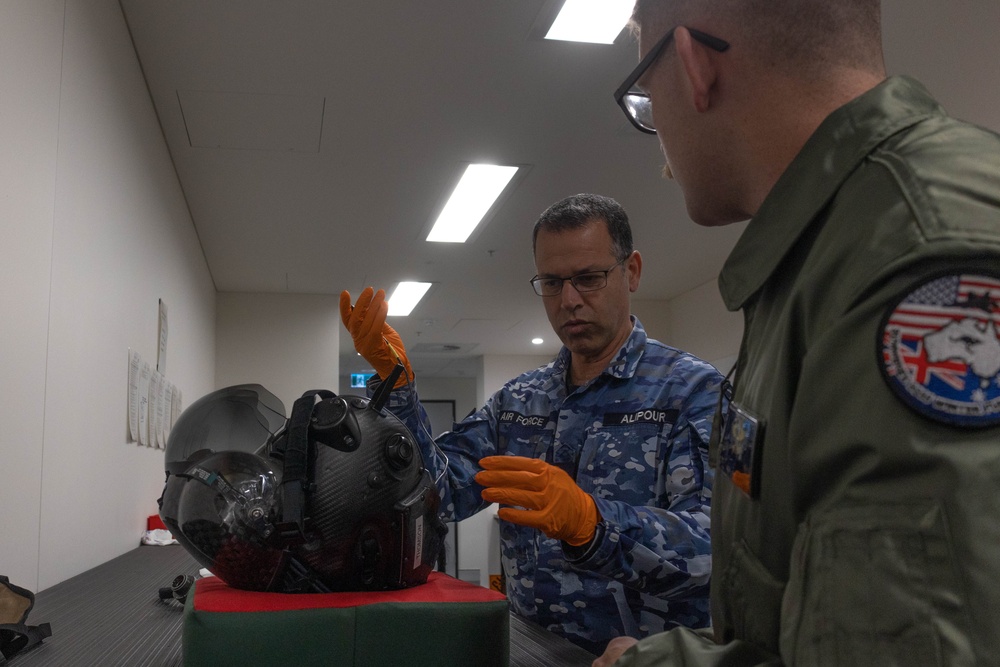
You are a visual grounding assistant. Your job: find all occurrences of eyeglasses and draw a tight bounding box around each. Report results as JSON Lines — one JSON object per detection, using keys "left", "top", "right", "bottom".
{"left": 614, "top": 27, "right": 730, "bottom": 134}
{"left": 529, "top": 256, "right": 629, "bottom": 297}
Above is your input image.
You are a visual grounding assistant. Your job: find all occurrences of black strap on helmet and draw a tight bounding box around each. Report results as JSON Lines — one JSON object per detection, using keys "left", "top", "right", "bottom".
{"left": 277, "top": 390, "right": 334, "bottom": 541}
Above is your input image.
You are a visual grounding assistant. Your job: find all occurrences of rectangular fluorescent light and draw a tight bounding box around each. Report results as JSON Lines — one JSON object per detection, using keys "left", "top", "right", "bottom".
{"left": 426, "top": 164, "right": 518, "bottom": 243}
{"left": 387, "top": 282, "right": 432, "bottom": 316}
{"left": 545, "top": 0, "right": 633, "bottom": 44}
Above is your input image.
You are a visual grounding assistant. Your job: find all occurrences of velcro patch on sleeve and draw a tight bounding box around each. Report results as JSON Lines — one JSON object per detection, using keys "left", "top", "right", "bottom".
{"left": 879, "top": 272, "right": 1000, "bottom": 427}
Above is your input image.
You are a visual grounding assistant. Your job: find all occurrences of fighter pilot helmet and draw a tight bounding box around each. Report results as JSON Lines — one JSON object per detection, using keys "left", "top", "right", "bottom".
{"left": 159, "top": 380, "right": 443, "bottom": 593}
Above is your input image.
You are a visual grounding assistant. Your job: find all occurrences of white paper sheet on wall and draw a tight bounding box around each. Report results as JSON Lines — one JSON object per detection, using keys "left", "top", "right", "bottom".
{"left": 160, "top": 375, "right": 168, "bottom": 448}
{"left": 128, "top": 349, "right": 141, "bottom": 442}
{"left": 152, "top": 371, "right": 163, "bottom": 449}
{"left": 130, "top": 335, "right": 180, "bottom": 448}
{"left": 171, "top": 386, "right": 182, "bottom": 429}
{"left": 138, "top": 361, "right": 151, "bottom": 446}
{"left": 159, "top": 380, "right": 171, "bottom": 448}
{"left": 154, "top": 373, "right": 163, "bottom": 448}
{"left": 157, "top": 299, "right": 168, "bottom": 375}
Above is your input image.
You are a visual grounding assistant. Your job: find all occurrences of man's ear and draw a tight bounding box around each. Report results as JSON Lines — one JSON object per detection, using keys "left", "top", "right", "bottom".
{"left": 626, "top": 251, "right": 642, "bottom": 292}
{"left": 674, "top": 27, "right": 718, "bottom": 113}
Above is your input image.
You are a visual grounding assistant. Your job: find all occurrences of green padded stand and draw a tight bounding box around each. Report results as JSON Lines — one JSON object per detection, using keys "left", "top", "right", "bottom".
{"left": 183, "top": 572, "right": 510, "bottom": 666}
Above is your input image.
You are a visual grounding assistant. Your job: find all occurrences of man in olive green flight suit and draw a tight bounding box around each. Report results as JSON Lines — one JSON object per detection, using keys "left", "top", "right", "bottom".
{"left": 596, "top": 1, "right": 1000, "bottom": 665}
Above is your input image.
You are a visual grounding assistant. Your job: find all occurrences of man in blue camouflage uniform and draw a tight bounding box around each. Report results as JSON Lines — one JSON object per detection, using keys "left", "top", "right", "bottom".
{"left": 341, "top": 194, "right": 723, "bottom": 655}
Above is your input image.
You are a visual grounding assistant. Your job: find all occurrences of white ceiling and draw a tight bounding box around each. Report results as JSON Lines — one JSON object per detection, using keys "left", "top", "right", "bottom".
{"left": 117, "top": 0, "right": 1000, "bottom": 379}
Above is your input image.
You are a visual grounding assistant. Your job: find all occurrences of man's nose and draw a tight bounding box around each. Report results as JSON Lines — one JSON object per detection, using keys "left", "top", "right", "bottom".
{"left": 560, "top": 281, "right": 584, "bottom": 308}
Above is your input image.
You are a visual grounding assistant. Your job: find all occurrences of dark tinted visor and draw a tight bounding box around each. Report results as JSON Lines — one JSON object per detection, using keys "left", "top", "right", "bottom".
{"left": 165, "top": 384, "right": 286, "bottom": 475}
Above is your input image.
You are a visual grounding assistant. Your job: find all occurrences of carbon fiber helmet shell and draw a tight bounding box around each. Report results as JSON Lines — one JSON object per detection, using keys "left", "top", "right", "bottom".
{"left": 273, "top": 394, "right": 440, "bottom": 591}
{"left": 159, "top": 385, "right": 443, "bottom": 593}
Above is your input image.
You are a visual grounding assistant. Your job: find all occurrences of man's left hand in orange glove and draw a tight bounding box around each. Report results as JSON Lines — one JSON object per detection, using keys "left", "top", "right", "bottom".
{"left": 475, "top": 455, "right": 599, "bottom": 547}
{"left": 340, "top": 287, "right": 413, "bottom": 389}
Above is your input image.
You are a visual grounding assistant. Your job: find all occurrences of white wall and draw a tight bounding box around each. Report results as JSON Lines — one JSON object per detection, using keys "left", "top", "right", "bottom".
{"left": 631, "top": 298, "right": 673, "bottom": 346}
{"left": 658, "top": 278, "right": 743, "bottom": 374}
{"left": 476, "top": 353, "right": 554, "bottom": 408}
{"left": 0, "top": 0, "right": 62, "bottom": 593}
{"left": 215, "top": 292, "right": 340, "bottom": 412}
{"left": 1, "top": 0, "right": 216, "bottom": 591}
{"left": 407, "top": 375, "right": 478, "bottom": 424}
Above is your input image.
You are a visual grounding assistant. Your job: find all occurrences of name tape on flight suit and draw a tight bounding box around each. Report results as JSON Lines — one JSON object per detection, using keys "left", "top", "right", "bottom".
{"left": 602, "top": 409, "right": 678, "bottom": 426}
{"left": 498, "top": 411, "right": 547, "bottom": 428}
{"left": 498, "top": 410, "right": 678, "bottom": 427}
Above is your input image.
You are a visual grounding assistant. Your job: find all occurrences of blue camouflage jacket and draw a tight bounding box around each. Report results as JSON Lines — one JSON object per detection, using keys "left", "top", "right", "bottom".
{"left": 376, "top": 318, "right": 721, "bottom": 654}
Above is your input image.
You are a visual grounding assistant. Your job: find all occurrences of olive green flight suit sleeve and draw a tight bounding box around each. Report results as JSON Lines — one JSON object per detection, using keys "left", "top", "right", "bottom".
{"left": 614, "top": 627, "right": 781, "bottom": 666}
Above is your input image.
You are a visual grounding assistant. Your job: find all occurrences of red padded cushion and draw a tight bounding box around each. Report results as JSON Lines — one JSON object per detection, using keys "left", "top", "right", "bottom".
{"left": 193, "top": 571, "right": 506, "bottom": 613}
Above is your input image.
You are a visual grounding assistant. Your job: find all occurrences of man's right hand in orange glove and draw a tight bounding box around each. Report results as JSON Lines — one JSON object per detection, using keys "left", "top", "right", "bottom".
{"left": 476, "top": 455, "right": 599, "bottom": 547}
{"left": 339, "top": 287, "right": 413, "bottom": 388}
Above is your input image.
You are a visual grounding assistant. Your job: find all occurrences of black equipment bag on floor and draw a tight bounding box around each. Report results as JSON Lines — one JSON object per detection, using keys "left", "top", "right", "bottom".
{"left": 0, "top": 576, "right": 52, "bottom": 664}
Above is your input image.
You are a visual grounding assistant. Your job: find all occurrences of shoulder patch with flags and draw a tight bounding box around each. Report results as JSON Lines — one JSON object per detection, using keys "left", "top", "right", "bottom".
{"left": 879, "top": 272, "right": 1000, "bottom": 427}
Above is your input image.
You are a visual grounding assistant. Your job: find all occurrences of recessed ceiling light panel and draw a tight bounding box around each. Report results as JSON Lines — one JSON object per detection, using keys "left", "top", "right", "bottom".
{"left": 545, "top": 0, "right": 633, "bottom": 44}
{"left": 387, "top": 282, "right": 432, "bottom": 316}
{"left": 426, "top": 164, "right": 519, "bottom": 243}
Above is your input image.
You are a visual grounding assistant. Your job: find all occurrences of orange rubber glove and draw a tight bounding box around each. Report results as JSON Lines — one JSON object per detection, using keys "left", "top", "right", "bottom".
{"left": 339, "top": 287, "right": 413, "bottom": 388}
{"left": 475, "top": 455, "right": 599, "bottom": 547}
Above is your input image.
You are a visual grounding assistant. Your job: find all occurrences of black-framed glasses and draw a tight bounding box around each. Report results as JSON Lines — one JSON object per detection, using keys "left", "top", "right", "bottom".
{"left": 529, "top": 256, "right": 629, "bottom": 297}
{"left": 614, "top": 27, "right": 730, "bottom": 134}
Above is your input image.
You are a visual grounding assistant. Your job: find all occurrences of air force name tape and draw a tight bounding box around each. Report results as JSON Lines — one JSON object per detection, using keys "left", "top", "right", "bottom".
{"left": 499, "top": 409, "right": 677, "bottom": 428}
{"left": 499, "top": 411, "right": 547, "bottom": 428}
{"left": 880, "top": 272, "right": 1000, "bottom": 428}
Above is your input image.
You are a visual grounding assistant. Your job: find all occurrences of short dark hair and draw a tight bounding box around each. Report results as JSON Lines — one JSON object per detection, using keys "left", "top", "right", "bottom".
{"left": 532, "top": 194, "right": 634, "bottom": 261}
{"left": 630, "top": 0, "right": 883, "bottom": 77}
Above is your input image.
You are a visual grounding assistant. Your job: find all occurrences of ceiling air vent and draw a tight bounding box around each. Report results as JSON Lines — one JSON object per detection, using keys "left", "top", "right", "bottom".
{"left": 409, "top": 343, "right": 478, "bottom": 355}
